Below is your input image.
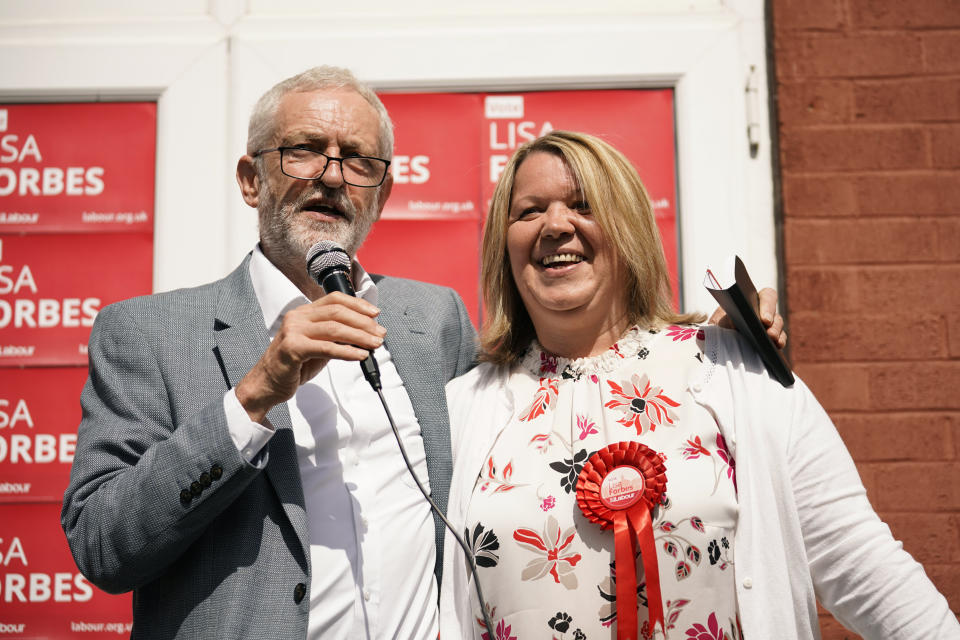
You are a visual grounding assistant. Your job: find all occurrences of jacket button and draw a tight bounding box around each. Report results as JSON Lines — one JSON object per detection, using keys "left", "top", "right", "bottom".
{"left": 199, "top": 472, "right": 212, "bottom": 488}
{"left": 293, "top": 583, "right": 306, "bottom": 604}
{"left": 179, "top": 489, "right": 192, "bottom": 504}
{"left": 190, "top": 481, "right": 203, "bottom": 497}
{"left": 210, "top": 464, "right": 223, "bottom": 480}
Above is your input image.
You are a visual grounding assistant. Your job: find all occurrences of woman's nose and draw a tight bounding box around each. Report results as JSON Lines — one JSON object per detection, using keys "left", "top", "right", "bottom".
{"left": 542, "top": 203, "right": 577, "bottom": 237}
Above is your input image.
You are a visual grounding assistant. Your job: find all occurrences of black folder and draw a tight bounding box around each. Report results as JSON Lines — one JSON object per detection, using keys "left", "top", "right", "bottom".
{"left": 704, "top": 256, "right": 794, "bottom": 387}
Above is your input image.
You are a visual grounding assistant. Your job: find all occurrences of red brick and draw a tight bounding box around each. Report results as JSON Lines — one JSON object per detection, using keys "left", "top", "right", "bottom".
{"left": 850, "top": 0, "right": 960, "bottom": 29}
{"left": 787, "top": 267, "right": 861, "bottom": 312}
{"left": 781, "top": 127, "right": 928, "bottom": 171}
{"left": 833, "top": 412, "right": 957, "bottom": 461}
{"left": 855, "top": 172, "right": 960, "bottom": 216}
{"left": 858, "top": 266, "right": 960, "bottom": 314}
{"left": 939, "top": 219, "right": 960, "bottom": 261}
{"left": 949, "top": 316, "right": 960, "bottom": 358}
{"left": 872, "top": 461, "right": 960, "bottom": 511}
{"left": 931, "top": 124, "right": 960, "bottom": 168}
{"left": 777, "top": 33, "right": 924, "bottom": 79}
{"left": 818, "top": 614, "right": 862, "bottom": 640}
{"left": 789, "top": 266, "right": 960, "bottom": 315}
{"left": 793, "top": 363, "right": 871, "bottom": 410}
{"left": 773, "top": 0, "right": 846, "bottom": 32}
{"left": 788, "top": 312, "right": 947, "bottom": 360}
{"left": 854, "top": 78, "right": 960, "bottom": 123}
{"left": 782, "top": 175, "right": 857, "bottom": 217}
{"left": 923, "top": 32, "right": 960, "bottom": 74}
{"left": 779, "top": 80, "right": 854, "bottom": 126}
{"left": 880, "top": 512, "right": 960, "bottom": 563}
{"left": 784, "top": 218, "right": 942, "bottom": 264}
{"left": 925, "top": 564, "right": 960, "bottom": 612}
{"left": 869, "top": 362, "right": 960, "bottom": 410}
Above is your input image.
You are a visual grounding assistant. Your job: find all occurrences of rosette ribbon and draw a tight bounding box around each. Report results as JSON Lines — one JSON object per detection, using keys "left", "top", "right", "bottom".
{"left": 575, "top": 441, "right": 667, "bottom": 640}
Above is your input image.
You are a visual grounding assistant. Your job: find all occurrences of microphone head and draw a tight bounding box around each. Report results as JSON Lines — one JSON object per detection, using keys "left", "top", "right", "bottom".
{"left": 306, "top": 240, "right": 351, "bottom": 285}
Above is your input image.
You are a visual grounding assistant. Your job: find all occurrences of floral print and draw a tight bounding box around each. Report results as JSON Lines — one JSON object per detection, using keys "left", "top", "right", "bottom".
{"left": 468, "top": 522, "right": 501, "bottom": 568}
{"left": 666, "top": 325, "right": 705, "bottom": 342}
{"left": 576, "top": 414, "right": 598, "bottom": 440}
{"left": 548, "top": 449, "right": 594, "bottom": 494}
{"left": 514, "top": 515, "right": 583, "bottom": 589}
{"left": 679, "top": 433, "right": 737, "bottom": 495}
{"left": 482, "top": 619, "right": 518, "bottom": 640}
{"left": 467, "top": 325, "right": 740, "bottom": 639}
{"left": 604, "top": 373, "right": 680, "bottom": 435}
{"left": 684, "top": 612, "right": 725, "bottom": 640}
{"left": 520, "top": 377, "right": 559, "bottom": 422}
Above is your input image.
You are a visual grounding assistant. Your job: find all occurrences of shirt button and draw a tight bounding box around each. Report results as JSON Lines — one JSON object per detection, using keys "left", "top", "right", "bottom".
{"left": 361, "top": 516, "right": 369, "bottom": 528}
{"left": 293, "top": 582, "right": 306, "bottom": 604}
{"left": 692, "top": 383, "right": 703, "bottom": 393}
{"left": 243, "top": 448, "right": 253, "bottom": 458}
{"left": 362, "top": 589, "right": 371, "bottom": 601}
{"left": 743, "top": 577, "right": 753, "bottom": 589}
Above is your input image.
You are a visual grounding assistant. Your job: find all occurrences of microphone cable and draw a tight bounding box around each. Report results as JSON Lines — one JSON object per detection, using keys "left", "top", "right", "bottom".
{"left": 306, "top": 240, "right": 494, "bottom": 635}
{"left": 369, "top": 378, "right": 496, "bottom": 638}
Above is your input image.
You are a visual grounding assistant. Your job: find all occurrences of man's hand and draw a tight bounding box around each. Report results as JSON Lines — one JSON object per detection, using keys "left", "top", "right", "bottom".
{"left": 234, "top": 292, "right": 386, "bottom": 424}
{"left": 708, "top": 287, "right": 787, "bottom": 349}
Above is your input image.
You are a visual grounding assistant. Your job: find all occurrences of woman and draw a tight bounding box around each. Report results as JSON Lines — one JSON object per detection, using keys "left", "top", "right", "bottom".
{"left": 440, "top": 131, "right": 959, "bottom": 640}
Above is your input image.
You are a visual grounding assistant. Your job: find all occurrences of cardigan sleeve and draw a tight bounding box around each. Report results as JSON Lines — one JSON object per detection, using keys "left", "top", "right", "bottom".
{"left": 783, "top": 377, "right": 960, "bottom": 639}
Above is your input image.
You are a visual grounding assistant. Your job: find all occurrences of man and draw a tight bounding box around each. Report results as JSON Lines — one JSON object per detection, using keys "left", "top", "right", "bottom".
{"left": 62, "top": 66, "right": 475, "bottom": 639}
{"left": 62, "top": 66, "right": 785, "bottom": 639}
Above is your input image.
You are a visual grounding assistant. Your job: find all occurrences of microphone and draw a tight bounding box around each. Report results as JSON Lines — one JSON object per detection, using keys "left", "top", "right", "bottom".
{"left": 305, "top": 242, "right": 495, "bottom": 636}
{"left": 305, "top": 240, "right": 382, "bottom": 390}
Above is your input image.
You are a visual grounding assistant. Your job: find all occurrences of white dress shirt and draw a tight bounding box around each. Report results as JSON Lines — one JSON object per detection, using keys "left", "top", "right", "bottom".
{"left": 222, "top": 246, "right": 439, "bottom": 639}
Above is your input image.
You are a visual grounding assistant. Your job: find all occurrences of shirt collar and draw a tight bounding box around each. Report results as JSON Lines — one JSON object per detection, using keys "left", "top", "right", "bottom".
{"left": 249, "top": 244, "right": 379, "bottom": 337}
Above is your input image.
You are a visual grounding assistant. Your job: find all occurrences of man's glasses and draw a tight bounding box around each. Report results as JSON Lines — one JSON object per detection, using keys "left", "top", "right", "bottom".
{"left": 253, "top": 147, "right": 391, "bottom": 187}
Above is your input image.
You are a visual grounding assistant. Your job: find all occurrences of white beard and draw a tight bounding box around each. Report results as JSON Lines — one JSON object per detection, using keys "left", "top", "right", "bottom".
{"left": 258, "top": 181, "right": 380, "bottom": 261}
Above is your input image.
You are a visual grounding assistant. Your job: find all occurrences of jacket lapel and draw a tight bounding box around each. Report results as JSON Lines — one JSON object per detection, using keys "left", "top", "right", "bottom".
{"left": 376, "top": 281, "right": 453, "bottom": 511}
{"left": 211, "top": 257, "right": 310, "bottom": 563}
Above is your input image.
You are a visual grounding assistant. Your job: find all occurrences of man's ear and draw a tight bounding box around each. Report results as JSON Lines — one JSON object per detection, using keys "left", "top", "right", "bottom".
{"left": 374, "top": 172, "right": 393, "bottom": 221}
{"left": 236, "top": 156, "right": 261, "bottom": 208}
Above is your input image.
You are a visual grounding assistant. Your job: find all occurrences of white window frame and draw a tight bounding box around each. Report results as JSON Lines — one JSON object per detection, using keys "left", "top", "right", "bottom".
{"left": 0, "top": 0, "right": 775, "bottom": 314}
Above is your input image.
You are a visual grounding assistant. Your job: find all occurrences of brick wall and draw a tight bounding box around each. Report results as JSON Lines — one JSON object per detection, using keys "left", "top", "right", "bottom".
{"left": 770, "top": 0, "right": 960, "bottom": 636}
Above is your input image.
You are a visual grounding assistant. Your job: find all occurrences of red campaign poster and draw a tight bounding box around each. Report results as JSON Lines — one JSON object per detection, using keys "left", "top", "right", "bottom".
{"left": 362, "top": 93, "right": 484, "bottom": 323}
{"left": 0, "top": 234, "right": 153, "bottom": 367}
{"left": 0, "top": 103, "right": 156, "bottom": 234}
{"left": 0, "top": 503, "right": 131, "bottom": 638}
{"left": 377, "top": 93, "right": 482, "bottom": 221}
{"left": 0, "top": 368, "right": 88, "bottom": 504}
{"left": 363, "top": 89, "right": 680, "bottom": 325}
{"left": 360, "top": 218, "right": 482, "bottom": 322}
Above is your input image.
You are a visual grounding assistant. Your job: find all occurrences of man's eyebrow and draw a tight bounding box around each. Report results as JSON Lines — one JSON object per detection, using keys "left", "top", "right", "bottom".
{"left": 280, "top": 133, "right": 375, "bottom": 155}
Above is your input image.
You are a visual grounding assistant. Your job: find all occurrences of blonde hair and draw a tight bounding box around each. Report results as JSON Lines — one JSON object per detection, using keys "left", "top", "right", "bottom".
{"left": 480, "top": 130, "right": 703, "bottom": 364}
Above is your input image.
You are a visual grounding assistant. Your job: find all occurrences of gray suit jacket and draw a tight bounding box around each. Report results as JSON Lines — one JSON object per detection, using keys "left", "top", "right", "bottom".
{"left": 61, "top": 255, "right": 477, "bottom": 639}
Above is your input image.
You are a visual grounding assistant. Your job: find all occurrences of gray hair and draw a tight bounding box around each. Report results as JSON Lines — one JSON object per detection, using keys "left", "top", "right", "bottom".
{"left": 246, "top": 65, "right": 394, "bottom": 159}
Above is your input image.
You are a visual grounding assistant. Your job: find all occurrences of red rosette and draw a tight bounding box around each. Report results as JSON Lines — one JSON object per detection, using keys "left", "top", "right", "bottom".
{"left": 576, "top": 441, "right": 667, "bottom": 640}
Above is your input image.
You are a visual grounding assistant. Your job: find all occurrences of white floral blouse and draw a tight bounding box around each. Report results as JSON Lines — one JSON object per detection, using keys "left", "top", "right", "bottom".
{"left": 465, "top": 325, "right": 744, "bottom": 640}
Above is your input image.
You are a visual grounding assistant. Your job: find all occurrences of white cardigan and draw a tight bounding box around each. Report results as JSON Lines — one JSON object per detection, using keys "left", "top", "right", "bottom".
{"left": 440, "top": 326, "right": 959, "bottom": 640}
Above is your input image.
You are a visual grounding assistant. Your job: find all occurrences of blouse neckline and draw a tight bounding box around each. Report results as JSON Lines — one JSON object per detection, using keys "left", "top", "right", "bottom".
{"left": 518, "top": 324, "right": 662, "bottom": 378}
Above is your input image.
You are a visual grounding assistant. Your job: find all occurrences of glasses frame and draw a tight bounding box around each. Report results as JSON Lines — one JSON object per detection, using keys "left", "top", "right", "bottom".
{"left": 253, "top": 146, "right": 392, "bottom": 188}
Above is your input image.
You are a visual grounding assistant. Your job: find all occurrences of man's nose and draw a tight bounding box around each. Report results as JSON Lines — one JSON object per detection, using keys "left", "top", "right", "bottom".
{"left": 320, "top": 158, "right": 346, "bottom": 188}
